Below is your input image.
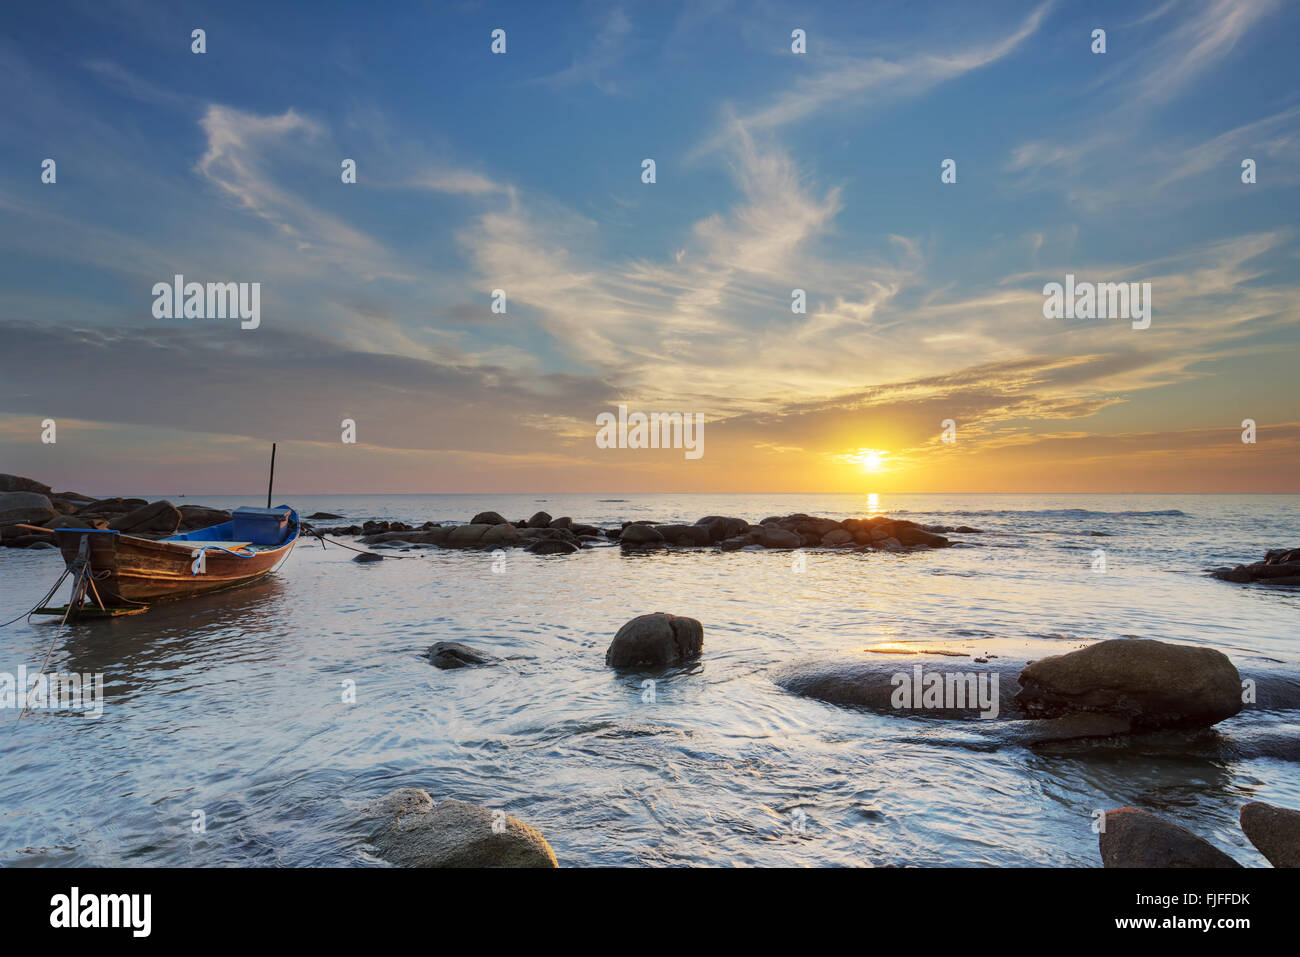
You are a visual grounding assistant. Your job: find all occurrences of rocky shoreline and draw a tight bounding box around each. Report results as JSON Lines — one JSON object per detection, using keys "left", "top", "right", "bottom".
{"left": 348, "top": 508, "right": 975, "bottom": 554}
{"left": 6, "top": 471, "right": 1298, "bottom": 867}
{"left": 0, "top": 471, "right": 979, "bottom": 555}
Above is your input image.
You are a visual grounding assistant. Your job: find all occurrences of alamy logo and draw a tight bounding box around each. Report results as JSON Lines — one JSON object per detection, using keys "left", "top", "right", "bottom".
{"left": 890, "top": 665, "right": 999, "bottom": 719}
{"left": 595, "top": 404, "right": 704, "bottom": 460}
{"left": 1042, "top": 274, "right": 1151, "bottom": 330}
{"left": 49, "top": 887, "right": 151, "bottom": 937}
{"left": 0, "top": 665, "right": 103, "bottom": 718}
{"left": 152, "top": 274, "right": 261, "bottom": 329}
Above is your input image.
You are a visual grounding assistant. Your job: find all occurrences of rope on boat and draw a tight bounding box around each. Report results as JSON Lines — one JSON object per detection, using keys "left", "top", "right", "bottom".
{"left": 187, "top": 542, "right": 258, "bottom": 574}
{"left": 307, "top": 529, "right": 422, "bottom": 559}
{"left": 13, "top": 540, "right": 95, "bottom": 724}
{"left": 0, "top": 562, "right": 76, "bottom": 628}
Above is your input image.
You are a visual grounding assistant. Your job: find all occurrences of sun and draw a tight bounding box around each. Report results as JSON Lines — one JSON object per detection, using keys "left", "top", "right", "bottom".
{"left": 847, "top": 449, "right": 888, "bottom": 472}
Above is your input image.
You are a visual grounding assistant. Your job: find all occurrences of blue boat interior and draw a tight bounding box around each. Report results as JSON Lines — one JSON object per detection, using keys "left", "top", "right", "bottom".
{"left": 165, "top": 506, "right": 299, "bottom": 550}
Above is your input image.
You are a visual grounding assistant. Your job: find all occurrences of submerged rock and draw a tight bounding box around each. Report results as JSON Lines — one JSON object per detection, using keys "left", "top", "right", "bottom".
{"left": 526, "top": 539, "right": 579, "bottom": 554}
{"left": 772, "top": 654, "right": 1023, "bottom": 719}
{"left": 605, "top": 613, "right": 703, "bottom": 668}
{"left": 1014, "top": 638, "right": 1242, "bottom": 730}
{"left": 1240, "top": 801, "right": 1300, "bottom": 867}
{"left": 365, "top": 788, "right": 557, "bottom": 868}
{"left": 427, "top": 641, "right": 498, "bottom": 669}
{"left": 352, "top": 551, "right": 384, "bottom": 563}
{"left": 1098, "top": 807, "right": 1240, "bottom": 868}
{"left": 1212, "top": 547, "right": 1300, "bottom": 585}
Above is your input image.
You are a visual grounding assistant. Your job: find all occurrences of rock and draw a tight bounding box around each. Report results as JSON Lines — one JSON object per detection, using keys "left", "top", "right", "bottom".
{"left": 45, "top": 515, "right": 106, "bottom": 530}
{"left": 822, "top": 528, "right": 854, "bottom": 546}
{"left": 27, "top": 540, "right": 56, "bottom": 550}
{"left": 570, "top": 523, "right": 603, "bottom": 537}
{"left": 471, "top": 510, "right": 509, "bottom": 526}
{"left": 605, "top": 613, "right": 703, "bottom": 668}
{"left": 619, "top": 524, "right": 665, "bottom": 546}
{"left": 1098, "top": 807, "right": 1240, "bottom": 868}
{"left": 480, "top": 523, "right": 520, "bottom": 546}
{"left": 108, "top": 500, "right": 182, "bottom": 536}
{"left": 446, "top": 523, "right": 491, "bottom": 546}
{"left": 51, "top": 490, "right": 98, "bottom": 504}
{"left": 758, "top": 526, "right": 801, "bottom": 549}
{"left": 894, "top": 525, "right": 951, "bottom": 547}
{"left": 427, "top": 642, "right": 498, "bottom": 669}
{"left": 177, "top": 505, "right": 232, "bottom": 530}
{"left": 875, "top": 537, "right": 903, "bottom": 551}
{"left": 307, "top": 511, "right": 344, "bottom": 520}
{"left": 0, "top": 474, "right": 51, "bottom": 494}
{"left": 1014, "top": 638, "right": 1242, "bottom": 730}
{"left": 772, "top": 655, "right": 1024, "bottom": 719}
{"left": 526, "top": 511, "right": 553, "bottom": 529}
{"left": 526, "top": 539, "right": 578, "bottom": 554}
{"left": 363, "top": 528, "right": 450, "bottom": 546}
{"left": 0, "top": 491, "right": 56, "bottom": 525}
{"left": 352, "top": 551, "right": 384, "bottom": 563}
{"left": 695, "top": 516, "right": 750, "bottom": 542}
{"left": 1212, "top": 566, "right": 1253, "bottom": 583}
{"left": 654, "top": 524, "right": 711, "bottom": 546}
{"left": 77, "top": 497, "right": 145, "bottom": 517}
{"left": 1212, "top": 548, "right": 1300, "bottom": 584}
{"left": 366, "top": 789, "right": 557, "bottom": 868}
{"left": 1240, "top": 802, "right": 1300, "bottom": 867}
{"left": 548, "top": 516, "right": 572, "bottom": 529}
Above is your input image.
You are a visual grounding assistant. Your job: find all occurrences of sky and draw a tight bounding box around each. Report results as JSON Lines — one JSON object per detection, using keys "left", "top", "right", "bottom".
{"left": 1, "top": 0, "right": 1297, "bottom": 495}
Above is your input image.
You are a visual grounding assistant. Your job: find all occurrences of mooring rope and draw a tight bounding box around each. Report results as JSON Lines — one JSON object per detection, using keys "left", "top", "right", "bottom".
{"left": 308, "top": 529, "right": 421, "bottom": 559}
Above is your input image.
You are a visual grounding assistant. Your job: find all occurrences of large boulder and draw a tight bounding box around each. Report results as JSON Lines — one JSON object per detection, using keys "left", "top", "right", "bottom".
{"left": 365, "top": 789, "right": 557, "bottom": 868}
{"left": 77, "top": 497, "right": 145, "bottom": 517}
{"left": 109, "top": 500, "right": 182, "bottom": 535}
{"left": 526, "top": 511, "right": 553, "bottom": 529}
{"left": 773, "top": 655, "right": 1025, "bottom": 719}
{"left": 1098, "top": 807, "right": 1240, "bottom": 868}
{"left": 619, "top": 524, "right": 665, "bottom": 546}
{"left": 0, "top": 474, "right": 51, "bottom": 494}
{"left": 0, "top": 491, "right": 56, "bottom": 525}
{"left": 471, "top": 510, "right": 509, "bottom": 526}
{"left": 480, "top": 523, "right": 520, "bottom": 546}
{"left": 605, "top": 613, "right": 703, "bottom": 668}
{"left": 362, "top": 528, "right": 450, "bottom": 546}
{"left": 654, "top": 524, "right": 711, "bottom": 546}
{"left": 46, "top": 515, "right": 106, "bottom": 530}
{"left": 1014, "top": 638, "right": 1242, "bottom": 730}
{"left": 695, "top": 515, "right": 750, "bottom": 542}
{"left": 177, "top": 505, "right": 232, "bottom": 531}
{"left": 446, "top": 523, "right": 491, "bottom": 547}
{"left": 1240, "top": 802, "right": 1300, "bottom": 867}
{"left": 758, "top": 525, "right": 801, "bottom": 549}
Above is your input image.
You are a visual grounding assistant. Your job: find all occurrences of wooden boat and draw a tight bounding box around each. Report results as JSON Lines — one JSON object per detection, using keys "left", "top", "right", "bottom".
{"left": 49, "top": 506, "right": 300, "bottom": 607}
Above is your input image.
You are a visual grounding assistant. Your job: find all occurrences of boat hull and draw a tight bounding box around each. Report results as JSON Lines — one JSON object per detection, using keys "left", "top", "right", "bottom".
{"left": 53, "top": 528, "right": 297, "bottom": 604}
